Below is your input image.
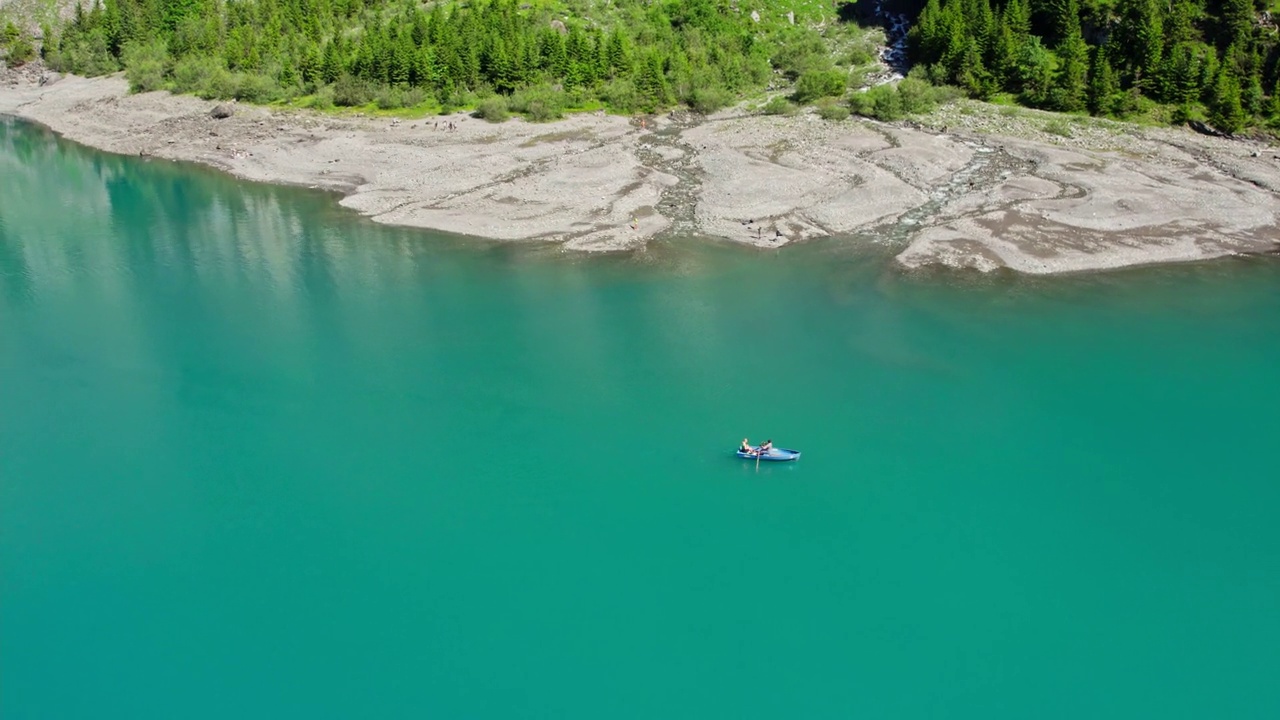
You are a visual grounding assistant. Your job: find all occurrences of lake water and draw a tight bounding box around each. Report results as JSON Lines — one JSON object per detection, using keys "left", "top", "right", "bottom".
{"left": 2, "top": 118, "right": 1279, "bottom": 718}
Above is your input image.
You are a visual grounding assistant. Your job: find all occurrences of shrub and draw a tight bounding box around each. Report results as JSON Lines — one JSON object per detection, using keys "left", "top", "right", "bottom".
{"left": 122, "top": 40, "right": 169, "bottom": 93}
{"left": 38, "top": 23, "right": 55, "bottom": 59}
{"left": 602, "top": 78, "right": 641, "bottom": 113}
{"left": 6, "top": 35, "right": 35, "bottom": 66}
{"left": 524, "top": 97, "right": 563, "bottom": 121}
{"left": 929, "top": 84, "right": 965, "bottom": 105}
{"left": 563, "top": 86, "right": 590, "bottom": 109}
{"left": 510, "top": 84, "right": 565, "bottom": 121}
{"left": 203, "top": 67, "right": 238, "bottom": 100}
{"left": 897, "top": 77, "right": 937, "bottom": 115}
{"left": 794, "top": 69, "right": 846, "bottom": 103}
{"left": 1170, "top": 103, "right": 1199, "bottom": 125}
{"left": 849, "top": 84, "right": 903, "bottom": 121}
{"left": 375, "top": 85, "right": 405, "bottom": 109}
{"left": 48, "top": 28, "right": 117, "bottom": 76}
{"left": 473, "top": 96, "right": 510, "bottom": 122}
{"left": 310, "top": 85, "right": 336, "bottom": 110}
{"left": 845, "top": 45, "right": 875, "bottom": 67}
{"left": 2, "top": 23, "right": 36, "bottom": 67}
{"left": 171, "top": 55, "right": 218, "bottom": 94}
{"left": 844, "top": 65, "right": 869, "bottom": 91}
{"left": 771, "top": 32, "right": 830, "bottom": 79}
{"left": 234, "top": 73, "right": 279, "bottom": 103}
{"left": 816, "top": 99, "right": 850, "bottom": 121}
{"left": 763, "top": 95, "right": 797, "bottom": 116}
{"left": 1043, "top": 118, "right": 1072, "bottom": 137}
{"left": 688, "top": 84, "right": 733, "bottom": 114}
{"left": 333, "top": 74, "right": 374, "bottom": 107}
{"left": 401, "top": 87, "right": 430, "bottom": 108}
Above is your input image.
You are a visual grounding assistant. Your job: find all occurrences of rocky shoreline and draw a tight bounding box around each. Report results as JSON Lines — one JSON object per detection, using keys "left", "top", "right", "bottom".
{"left": 2, "top": 64, "right": 1278, "bottom": 274}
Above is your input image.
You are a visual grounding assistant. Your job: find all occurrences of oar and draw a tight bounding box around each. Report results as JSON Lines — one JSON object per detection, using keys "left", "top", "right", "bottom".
{"left": 756, "top": 446, "right": 761, "bottom": 471}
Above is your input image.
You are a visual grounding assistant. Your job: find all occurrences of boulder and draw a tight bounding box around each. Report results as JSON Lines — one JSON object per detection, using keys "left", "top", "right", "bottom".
{"left": 210, "top": 104, "right": 234, "bottom": 119}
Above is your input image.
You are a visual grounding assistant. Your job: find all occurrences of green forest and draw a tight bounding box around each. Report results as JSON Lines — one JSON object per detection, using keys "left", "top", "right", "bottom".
{"left": 2, "top": 0, "right": 1278, "bottom": 132}
{"left": 22, "top": 0, "right": 874, "bottom": 118}
{"left": 910, "top": 0, "right": 1280, "bottom": 133}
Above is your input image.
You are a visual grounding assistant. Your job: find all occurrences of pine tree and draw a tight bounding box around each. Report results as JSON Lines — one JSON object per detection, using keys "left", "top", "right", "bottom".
{"left": 486, "top": 38, "right": 517, "bottom": 93}
{"left": 321, "top": 40, "right": 342, "bottom": 84}
{"left": 1054, "top": 30, "right": 1090, "bottom": 112}
{"left": 937, "top": 3, "right": 971, "bottom": 83}
{"left": 391, "top": 32, "right": 414, "bottom": 86}
{"left": 1158, "top": 43, "right": 1205, "bottom": 107}
{"left": 415, "top": 46, "right": 437, "bottom": 88}
{"left": 1220, "top": 0, "right": 1254, "bottom": 51}
{"left": 1208, "top": 66, "right": 1245, "bottom": 134}
{"left": 990, "top": 24, "right": 1022, "bottom": 92}
{"left": 1003, "top": 0, "right": 1031, "bottom": 39}
{"left": 1242, "top": 73, "right": 1263, "bottom": 117}
{"left": 1115, "top": 0, "right": 1164, "bottom": 91}
{"left": 606, "top": 27, "right": 630, "bottom": 78}
{"left": 1046, "top": 0, "right": 1081, "bottom": 46}
{"left": 637, "top": 49, "right": 670, "bottom": 109}
{"left": 1015, "top": 36, "right": 1055, "bottom": 106}
{"left": 1088, "top": 47, "right": 1120, "bottom": 116}
{"left": 956, "top": 38, "right": 993, "bottom": 98}
{"left": 1268, "top": 78, "right": 1280, "bottom": 126}
{"left": 910, "top": 0, "right": 945, "bottom": 65}
{"left": 1164, "top": 0, "right": 1198, "bottom": 46}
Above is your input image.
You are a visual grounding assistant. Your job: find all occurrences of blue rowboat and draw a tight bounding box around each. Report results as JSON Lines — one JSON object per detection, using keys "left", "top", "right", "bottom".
{"left": 736, "top": 447, "right": 801, "bottom": 462}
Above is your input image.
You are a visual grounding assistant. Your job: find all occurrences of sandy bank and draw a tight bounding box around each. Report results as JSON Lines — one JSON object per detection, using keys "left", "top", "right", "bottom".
{"left": 3, "top": 65, "right": 1278, "bottom": 273}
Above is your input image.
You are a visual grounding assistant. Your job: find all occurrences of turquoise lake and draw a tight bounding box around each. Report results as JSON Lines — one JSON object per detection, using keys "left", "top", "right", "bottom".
{"left": 2, "top": 117, "right": 1279, "bottom": 717}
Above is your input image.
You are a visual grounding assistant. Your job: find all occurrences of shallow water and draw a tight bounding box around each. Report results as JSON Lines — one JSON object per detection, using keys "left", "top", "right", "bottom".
{"left": 3, "top": 118, "right": 1279, "bottom": 718}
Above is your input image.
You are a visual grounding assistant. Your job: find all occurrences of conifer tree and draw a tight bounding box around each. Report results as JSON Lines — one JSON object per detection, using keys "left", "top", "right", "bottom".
{"left": 1208, "top": 66, "right": 1245, "bottom": 134}
{"left": 1242, "top": 73, "right": 1263, "bottom": 117}
{"left": 637, "top": 50, "right": 670, "bottom": 109}
{"left": 1087, "top": 47, "right": 1120, "bottom": 115}
{"left": 1015, "top": 36, "right": 1055, "bottom": 106}
{"left": 1115, "top": 0, "right": 1164, "bottom": 91}
{"left": 1054, "top": 30, "right": 1090, "bottom": 112}
{"left": 1269, "top": 78, "right": 1280, "bottom": 126}
{"left": 606, "top": 27, "right": 631, "bottom": 78}
{"left": 1219, "top": 0, "right": 1254, "bottom": 51}
{"left": 1003, "top": 0, "right": 1030, "bottom": 38}
{"left": 989, "top": 23, "right": 1022, "bottom": 92}
{"left": 1158, "top": 43, "right": 1206, "bottom": 107}
{"left": 910, "top": 0, "right": 945, "bottom": 64}
{"left": 956, "top": 38, "right": 993, "bottom": 98}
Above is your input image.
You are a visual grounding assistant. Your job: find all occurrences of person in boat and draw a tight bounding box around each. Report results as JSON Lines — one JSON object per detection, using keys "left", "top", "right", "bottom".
{"left": 740, "top": 438, "right": 756, "bottom": 455}
{"left": 759, "top": 439, "right": 773, "bottom": 454}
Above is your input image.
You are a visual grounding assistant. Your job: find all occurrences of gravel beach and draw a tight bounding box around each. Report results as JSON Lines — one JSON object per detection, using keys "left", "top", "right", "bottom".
{"left": 3, "top": 64, "right": 1278, "bottom": 274}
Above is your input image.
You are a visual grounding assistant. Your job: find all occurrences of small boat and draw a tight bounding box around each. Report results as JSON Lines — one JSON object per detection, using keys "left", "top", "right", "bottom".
{"left": 736, "top": 447, "right": 801, "bottom": 462}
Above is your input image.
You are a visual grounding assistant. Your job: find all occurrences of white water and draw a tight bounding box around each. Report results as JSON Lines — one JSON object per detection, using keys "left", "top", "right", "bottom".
{"left": 870, "top": 0, "right": 911, "bottom": 85}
